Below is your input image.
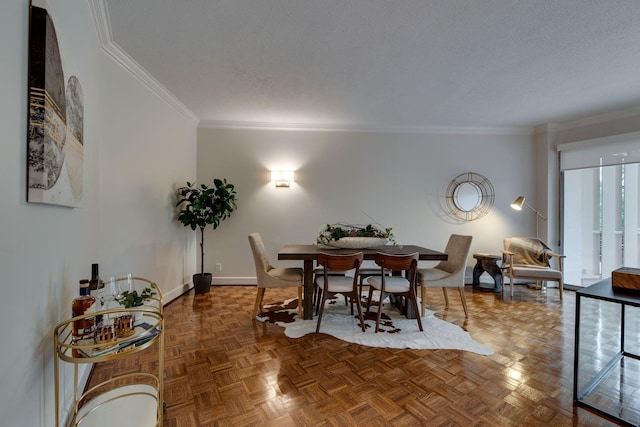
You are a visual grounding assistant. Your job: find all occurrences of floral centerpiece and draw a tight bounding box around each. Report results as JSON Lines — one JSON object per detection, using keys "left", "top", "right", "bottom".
{"left": 316, "top": 223, "right": 395, "bottom": 248}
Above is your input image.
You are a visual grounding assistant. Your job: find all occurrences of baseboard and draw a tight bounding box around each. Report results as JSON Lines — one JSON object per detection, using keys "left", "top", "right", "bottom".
{"left": 211, "top": 277, "right": 256, "bottom": 285}
{"left": 164, "top": 282, "right": 194, "bottom": 303}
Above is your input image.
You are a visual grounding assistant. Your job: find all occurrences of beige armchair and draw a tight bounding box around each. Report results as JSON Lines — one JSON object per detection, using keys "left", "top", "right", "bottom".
{"left": 248, "top": 233, "right": 303, "bottom": 317}
{"left": 501, "top": 237, "right": 565, "bottom": 300}
{"left": 417, "top": 234, "right": 473, "bottom": 318}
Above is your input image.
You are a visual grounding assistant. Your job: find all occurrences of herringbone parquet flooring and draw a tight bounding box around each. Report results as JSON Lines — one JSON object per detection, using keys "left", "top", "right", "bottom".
{"left": 87, "top": 284, "right": 630, "bottom": 426}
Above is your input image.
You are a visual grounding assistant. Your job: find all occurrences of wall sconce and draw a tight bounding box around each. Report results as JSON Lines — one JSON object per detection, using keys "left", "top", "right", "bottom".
{"left": 511, "top": 195, "right": 547, "bottom": 238}
{"left": 271, "top": 170, "right": 294, "bottom": 187}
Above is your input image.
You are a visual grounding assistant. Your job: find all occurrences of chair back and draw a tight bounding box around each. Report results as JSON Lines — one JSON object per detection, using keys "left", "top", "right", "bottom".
{"left": 435, "top": 234, "right": 473, "bottom": 274}
{"left": 248, "top": 233, "right": 273, "bottom": 288}
{"left": 374, "top": 252, "right": 419, "bottom": 288}
{"left": 317, "top": 252, "right": 363, "bottom": 273}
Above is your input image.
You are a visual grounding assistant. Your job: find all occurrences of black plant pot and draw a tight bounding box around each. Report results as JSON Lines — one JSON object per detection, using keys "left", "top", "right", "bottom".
{"left": 193, "top": 273, "right": 212, "bottom": 294}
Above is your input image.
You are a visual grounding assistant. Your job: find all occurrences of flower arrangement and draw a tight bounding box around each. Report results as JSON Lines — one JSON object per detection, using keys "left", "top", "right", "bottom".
{"left": 316, "top": 223, "right": 395, "bottom": 247}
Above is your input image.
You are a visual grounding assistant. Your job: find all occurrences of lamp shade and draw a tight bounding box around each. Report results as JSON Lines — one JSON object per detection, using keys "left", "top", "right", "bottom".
{"left": 510, "top": 196, "right": 525, "bottom": 210}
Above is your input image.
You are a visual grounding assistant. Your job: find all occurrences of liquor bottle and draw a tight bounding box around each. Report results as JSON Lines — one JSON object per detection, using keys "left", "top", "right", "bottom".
{"left": 72, "top": 279, "right": 96, "bottom": 340}
{"left": 89, "top": 264, "right": 102, "bottom": 294}
{"left": 88, "top": 264, "right": 104, "bottom": 323}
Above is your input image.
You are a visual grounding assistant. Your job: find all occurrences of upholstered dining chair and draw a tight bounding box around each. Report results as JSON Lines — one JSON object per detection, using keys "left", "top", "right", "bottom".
{"left": 501, "top": 237, "right": 565, "bottom": 300}
{"left": 315, "top": 252, "right": 365, "bottom": 333}
{"left": 366, "top": 252, "right": 422, "bottom": 333}
{"left": 417, "top": 234, "right": 473, "bottom": 318}
{"left": 248, "top": 233, "right": 303, "bottom": 318}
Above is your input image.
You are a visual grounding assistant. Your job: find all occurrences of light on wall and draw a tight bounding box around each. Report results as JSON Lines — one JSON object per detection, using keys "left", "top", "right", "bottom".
{"left": 510, "top": 195, "right": 547, "bottom": 238}
{"left": 271, "top": 170, "right": 294, "bottom": 187}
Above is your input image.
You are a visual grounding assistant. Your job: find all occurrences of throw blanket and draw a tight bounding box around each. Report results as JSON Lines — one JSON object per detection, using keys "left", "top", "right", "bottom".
{"left": 504, "top": 237, "right": 551, "bottom": 267}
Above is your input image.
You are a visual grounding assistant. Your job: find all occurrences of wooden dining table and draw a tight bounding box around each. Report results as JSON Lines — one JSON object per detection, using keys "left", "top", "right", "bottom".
{"left": 278, "top": 244, "right": 448, "bottom": 319}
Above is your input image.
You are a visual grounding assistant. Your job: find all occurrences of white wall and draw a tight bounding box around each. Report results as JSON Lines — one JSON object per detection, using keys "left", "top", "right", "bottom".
{"left": 197, "top": 127, "right": 537, "bottom": 282}
{"left": 0, "top": 1, "right": 197, "bottom": 425}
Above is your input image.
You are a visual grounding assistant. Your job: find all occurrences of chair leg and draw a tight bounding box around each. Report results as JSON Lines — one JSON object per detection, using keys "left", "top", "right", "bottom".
{"left": 297, "top": 287, "right": 303, "bottom": 318}
{"left": 442, "top": 288, "right": 449, "bottom": 306}
{"left": 420, "top": 286, "right": 426, "bottom": 317}
{"left": 510, "top": 270, "right": 515, "bottom": 298}
{"left": 407, "top": 292, "right": 423, "bottom": 331}
{"left": 559, "top": 279, "right": 563, "bottom": 301}
{"left": 374, "top": 291, "right": 385, "bottom": 333}
{"left": 253, "top": 288, "right": 265, "bottom": 317}
{"left": 315, "top": 287, "right": 329, "bottom": 333}
{"left": 365, "top": 286, "right": 374, "bottom": 316}
{"left": 315, "top": 286, "right": 322, "bottom": 316}
{"left": 353, "top": 294, "right": 366, "bottom": 332}
{"left": 458, "top": 287, "right": 469, "bottom": 318}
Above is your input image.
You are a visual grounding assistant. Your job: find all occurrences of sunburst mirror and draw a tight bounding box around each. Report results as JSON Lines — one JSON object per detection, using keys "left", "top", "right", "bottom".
{"left": 445, "top": 172, "right": 494, "bottom": 221}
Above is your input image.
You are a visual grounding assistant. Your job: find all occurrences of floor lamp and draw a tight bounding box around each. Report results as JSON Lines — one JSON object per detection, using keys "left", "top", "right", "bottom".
{"left": 510, "top": 196, "right": 547, "bottom": 238}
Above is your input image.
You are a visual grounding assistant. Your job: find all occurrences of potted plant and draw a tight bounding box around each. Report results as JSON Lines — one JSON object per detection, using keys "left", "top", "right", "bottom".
{"left": 176, "top": 178, "right": 238, "bottom": 294}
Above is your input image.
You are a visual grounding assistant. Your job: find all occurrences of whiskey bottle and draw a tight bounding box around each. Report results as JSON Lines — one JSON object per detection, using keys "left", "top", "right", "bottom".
{"left": 88, "top": 263, "right": 103, "bottom": 294}
{"left": 88, "top": 264, "right": 104, "bottom": 323}
{"left": 72, "top": 279, "right": 96, "bottom": 340}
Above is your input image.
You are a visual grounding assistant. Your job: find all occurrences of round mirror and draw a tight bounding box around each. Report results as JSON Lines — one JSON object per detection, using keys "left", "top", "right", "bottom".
{"left": 453, "top": 182, "right": 481, "bottom": 212}
{"left": 445, "top": 172, "right": 495, "bottom": 221}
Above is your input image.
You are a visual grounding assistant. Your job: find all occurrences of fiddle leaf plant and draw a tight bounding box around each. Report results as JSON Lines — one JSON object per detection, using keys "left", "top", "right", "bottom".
{"left": 175, "top": 178, "right": 238, "bottom": 276}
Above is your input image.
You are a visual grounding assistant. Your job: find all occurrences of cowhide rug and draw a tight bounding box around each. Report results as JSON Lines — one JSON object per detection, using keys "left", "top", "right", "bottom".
{"left": 256, "top": 295, "right": 493, "bottom": 355}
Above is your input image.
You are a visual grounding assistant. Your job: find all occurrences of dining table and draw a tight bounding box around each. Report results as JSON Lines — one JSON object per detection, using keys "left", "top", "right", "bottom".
{"left": 278, "top": 244, "right": 448, "bottom": 320}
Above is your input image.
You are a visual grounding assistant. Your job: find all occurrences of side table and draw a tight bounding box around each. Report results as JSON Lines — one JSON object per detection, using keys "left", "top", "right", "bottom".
{"left": 574, "top": 279, "right": 640, "bottom": 425}
{"left": 472, "top": 253, "right": 502, "bottom": 293}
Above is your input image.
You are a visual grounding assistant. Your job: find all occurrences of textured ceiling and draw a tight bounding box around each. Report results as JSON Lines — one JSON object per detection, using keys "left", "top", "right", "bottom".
{"left": 105, "top": 0, "right": 640, "bottom": 131}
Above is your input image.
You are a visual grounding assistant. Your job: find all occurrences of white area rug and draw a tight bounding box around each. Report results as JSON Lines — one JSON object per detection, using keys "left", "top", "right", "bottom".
{"left": 256, "top": 296, "right": 493, "bottom": 355}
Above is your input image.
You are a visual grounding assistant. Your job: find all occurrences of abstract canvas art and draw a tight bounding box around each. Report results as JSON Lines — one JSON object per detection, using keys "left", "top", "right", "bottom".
{"left": 27, "top": 0, "right": 83, "bottom": 207}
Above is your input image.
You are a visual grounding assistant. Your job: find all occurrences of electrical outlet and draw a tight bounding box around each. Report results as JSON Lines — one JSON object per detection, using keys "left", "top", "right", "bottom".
{"left": 215, "top": 263, "right": 222, "bottom": 272}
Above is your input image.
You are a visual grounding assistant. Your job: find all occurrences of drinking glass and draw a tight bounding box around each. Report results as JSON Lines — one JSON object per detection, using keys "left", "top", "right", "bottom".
{"left": 119, "top": 272, "right": 134, "bottom": 295}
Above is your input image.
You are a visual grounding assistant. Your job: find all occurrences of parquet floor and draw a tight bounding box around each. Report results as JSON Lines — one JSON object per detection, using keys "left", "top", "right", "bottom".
{"left": 86, "top": 284, "right": 633, "bottom": 426}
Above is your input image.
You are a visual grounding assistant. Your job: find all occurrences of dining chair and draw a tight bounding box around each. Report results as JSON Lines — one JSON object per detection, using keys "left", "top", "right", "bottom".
{"left": 248, "top": 233, "right": 303, "bottom": 318}
{"left": 313, "top": 264, "right": 348, "bottom": 312}
{"left": 357, "top": 263, "right": 391, "bottom": 298}
{"left": 417, "top": 234, "right": 473, "bottom": 318}
{"left": 501, "top": 237, "right": 564, "bottom": 300}
{"left": 365, "top": 252, "right": 422, "bottom": 333}
{"left": 315, "top": 252, "right": 365, "bottom": 333}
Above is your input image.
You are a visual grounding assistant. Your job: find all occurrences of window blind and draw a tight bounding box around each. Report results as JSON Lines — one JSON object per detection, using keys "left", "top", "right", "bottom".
{"left": 557, "top": 131, "right": 640, "bottom": 171}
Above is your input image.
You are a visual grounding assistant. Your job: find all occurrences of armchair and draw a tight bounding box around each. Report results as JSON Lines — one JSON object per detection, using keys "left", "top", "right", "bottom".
{"left": 501, "top": 237, "right": 565, "bottom": 300}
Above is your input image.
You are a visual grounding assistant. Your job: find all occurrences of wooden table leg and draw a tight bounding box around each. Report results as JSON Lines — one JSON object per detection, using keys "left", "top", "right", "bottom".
{"left": 303, "top": 259, "right": 314, "bottom": 320}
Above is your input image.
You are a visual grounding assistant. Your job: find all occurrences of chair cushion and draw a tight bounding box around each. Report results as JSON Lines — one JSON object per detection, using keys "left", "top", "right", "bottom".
{"left": 367, "top": 276, "right": 410, "bottom": 293}
{"left": 510, "top": 266, "right": 562, "bottom": 280}
{"left": 268, "top": 267, "right": 303, "bottom": 282}
{"left": 315, "top": 276, "right": 355, "bottom": 293}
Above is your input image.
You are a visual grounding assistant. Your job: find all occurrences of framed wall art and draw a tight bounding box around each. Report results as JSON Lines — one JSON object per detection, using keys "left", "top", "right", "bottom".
{"left": 27, "top": 0, "right": 83, "bottom": 207}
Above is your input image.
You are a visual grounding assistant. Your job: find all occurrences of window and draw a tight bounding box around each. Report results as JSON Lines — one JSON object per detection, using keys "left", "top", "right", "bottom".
{"left": 559, "top": 132, "right": 640, "bottom": 287}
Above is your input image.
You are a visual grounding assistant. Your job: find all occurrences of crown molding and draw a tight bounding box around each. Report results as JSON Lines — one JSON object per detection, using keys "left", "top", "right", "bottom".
{"left": 552, "top": 105, "right": 640, "bottom": 132}
{"left": 197, "top": 119, "right": 534, "bottom": 136}
{"left": 88, "top": 0, "right": 199, "bottom": 124}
